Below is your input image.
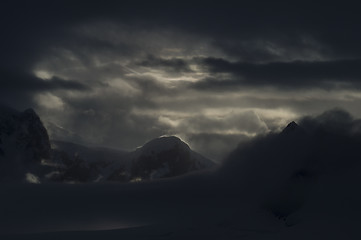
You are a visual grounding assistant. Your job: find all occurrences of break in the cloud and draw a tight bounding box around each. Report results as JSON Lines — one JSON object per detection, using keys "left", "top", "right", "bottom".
{"left": 2, "top": 1, "right": 361, "bottom": 161}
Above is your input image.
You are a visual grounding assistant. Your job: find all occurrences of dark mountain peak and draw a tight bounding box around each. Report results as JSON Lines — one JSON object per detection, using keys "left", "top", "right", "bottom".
{"left": 21, "top": 108, "right": 41, "bottom": 122}
{"left": 146, "top": 135, "right": 183, "bottom": 144}
{"left": 23, "top": 108, "right": 36, "bottom": 115}
{"left": 140, "top": 136, "right": 190, "bottom": 154}
{"left": 129, "top": 136, "right": 212, "bottom": 181}
{"left": 0, "top": 106, "right": 52, "bottom": 182}
{"left": 282, "top": 121, "right": 299, "bottom": 134}
{"left": 0, "top": 106, "right": 51, "bottom": 162}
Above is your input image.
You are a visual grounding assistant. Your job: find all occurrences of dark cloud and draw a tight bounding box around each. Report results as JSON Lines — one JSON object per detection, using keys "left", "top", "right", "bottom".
{"left": 193, "top": 58, "right": 361, "bottom": 90}
{"left": 2, "top": 1, "right": 361, "bottom": 65}
{"left": 222, "top": 108, "right": 361, "bottom": 174}
{"left": 0, "top": 71, "right": 89, "bottom": 91}
{"left": 219, "top": 109, "right": 361, "bottom": 220}
{"left": 2, "top": 0, "right": 361, "bottom": 162}
{"left": 2, "top": 1, "right": 360, "bottom": 69}
{"left": 137, "top": 55, "right": 193, "bottom": 73}
{"left": 184, "top": 133, "right": 251, "bottom": 161}
{"left": 0, "top": 70, "right": 89, "bottom": 110}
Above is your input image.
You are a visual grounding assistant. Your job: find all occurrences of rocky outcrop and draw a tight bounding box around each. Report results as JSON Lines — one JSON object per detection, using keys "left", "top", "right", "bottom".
{"left": 129, "top": 136, "right": 214, "bottom": 181}
{"left": 0, "top": 106, "right": 52, "bottom": 182}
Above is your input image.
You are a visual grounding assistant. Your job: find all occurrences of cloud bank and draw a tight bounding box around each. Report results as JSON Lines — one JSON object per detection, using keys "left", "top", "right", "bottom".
{"left": 2, "top": 2, "right": 361, "bottom": 160}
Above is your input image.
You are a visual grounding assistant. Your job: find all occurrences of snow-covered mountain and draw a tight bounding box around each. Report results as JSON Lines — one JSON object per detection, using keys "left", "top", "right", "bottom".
{"left": 112, "top": 136, "right": 215, "bottom": 181}
{"left": 0, "top": 106, "right": 215, "bottom": 183}
{"left": 3, "top": 110, "right": 361, "bottom": 239}
{"left": 52, "top": 136, "right": 215, "bottom": 183}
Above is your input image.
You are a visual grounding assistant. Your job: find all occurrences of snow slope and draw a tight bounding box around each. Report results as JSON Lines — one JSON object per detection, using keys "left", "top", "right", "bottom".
{"left": 125, "top": 136, "right": 215, "bottom": 181}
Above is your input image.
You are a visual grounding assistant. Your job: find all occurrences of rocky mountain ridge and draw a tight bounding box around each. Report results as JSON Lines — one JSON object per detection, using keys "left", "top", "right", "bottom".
{"left": 0, "top": 106, "right": 215, "bottom": 183}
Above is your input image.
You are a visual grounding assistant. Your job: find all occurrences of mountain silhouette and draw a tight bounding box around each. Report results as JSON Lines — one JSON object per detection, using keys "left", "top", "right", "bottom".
{"left": 0, "top": 106, "right": 52, "bottom": 182}
{"left": 0, "top": 106, "right": 215, "bottom": 183}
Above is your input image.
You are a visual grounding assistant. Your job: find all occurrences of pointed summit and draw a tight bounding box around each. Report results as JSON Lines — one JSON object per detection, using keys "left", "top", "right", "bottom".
{"left": 282, "top": 121, "right": 299, "bottom": 134}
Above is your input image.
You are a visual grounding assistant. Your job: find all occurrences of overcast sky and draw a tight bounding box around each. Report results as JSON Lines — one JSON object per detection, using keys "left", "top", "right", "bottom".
{"left": 2, "top": 1, "right": 361, "bottom": 161}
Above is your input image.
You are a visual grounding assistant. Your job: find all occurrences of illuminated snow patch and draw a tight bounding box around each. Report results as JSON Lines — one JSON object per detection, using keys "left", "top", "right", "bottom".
{"left": 130, "top": 177, "right": 142, "bottom": 183}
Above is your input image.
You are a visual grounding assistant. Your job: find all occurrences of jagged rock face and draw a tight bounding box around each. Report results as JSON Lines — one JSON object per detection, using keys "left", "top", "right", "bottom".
{"left": 0, "top": 106, "right": 51, "bottom": 181}
{"left": 18, "top": 109, "right": 51, "bottom": 161}
{"left": 0, "top": 106, "right": 214, "bottom": 183}
{"left": 0, "top": 107, "right": 51, "bottom": 163}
